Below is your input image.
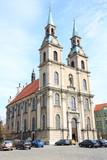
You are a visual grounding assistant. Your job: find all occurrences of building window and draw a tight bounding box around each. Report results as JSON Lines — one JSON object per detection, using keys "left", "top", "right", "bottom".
{"left": 18, "top": 105, "right": 20, "bottom": 116}
{"left": 83, "top": 79, "right": 87, "bottom": 91}
{"left": 81, "top": 60, "right": 85, "bottom": 70}
{"left": 70, "top": 96, "right": 76, "bottom": 109}
{"left": 25, "top": 102, "right": 27, "bottom": 113}
{"left": 96, "top": 121, "right": 101, "bottom": 125}
{"left": 73, "top": 40, "right": 75, "bottom": 46}
{"left": 17, "top": 121, "right": 19, "bottom": 132}
{"left": 86, "top": 117, "right": 90, "bottom": 130}
{"left": 43, "top": 52, "right": 46, "bottom": 62}
{"left": 11, "top": 122, "right": 14, "bottom": 130}
{"left": 71, "top": 61, "right": 75, "bottom": 67}
{"left": 104, "top": 113, "right": 107, "bottom": 117}
{"left": 43, "top": 115, "right": 45, "bottom": 130}
{"left": 32, "top": 98, "right": 36, "bottom": 110}
{"left": 85, "top": 98, "right": 89, "bottom": 110}
{"left": 24, "top": 119, "right": 27, "bottom": 132}
{"left": 43, "top": 73, "right": 46, "bottom": 87}
{"left": 12, "top": 107, "right": 14, "bottom": 117}
{"left": 46, "top": 28, "right": 49, "bottom": 35}
{"left": 43, "top": 94, "right": 46, "bottom": 107}
{"left": 54, "top": 72, "right": 59, "bottom": 85}
{"left": 55, "top": 93, "right": 60, "bottom": 106}
{"left": 32, "top": 117, "right": 36, "bottom": 131}
{"left": 69, "top": 74, "right": 73, "bottom": 86}
{"left": 51, "top": 28, "right": 54, "bottom": 35}
{"left": 77, "top": 40, "right": 80, "bottom": 46}
{"left": 55, "top": 114, "right": 60, "bottom": 129}
{"left": 105, "top": 120, "right": 107, "bottom": 125}
{"left": 54, "top": 51, "right": 58, "bottom": 61}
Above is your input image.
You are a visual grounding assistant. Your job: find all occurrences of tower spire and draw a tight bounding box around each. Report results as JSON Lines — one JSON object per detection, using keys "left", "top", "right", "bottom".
{"left": 47, "top": 5, "right": 54, "bottom": 25}
{"left": 72, "top": 19, "right": 78, "bottom": 37}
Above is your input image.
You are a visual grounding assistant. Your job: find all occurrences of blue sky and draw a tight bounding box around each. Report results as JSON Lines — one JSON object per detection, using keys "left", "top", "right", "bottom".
{"left": 0, "top": 0, "right": 107, "bottom": 123}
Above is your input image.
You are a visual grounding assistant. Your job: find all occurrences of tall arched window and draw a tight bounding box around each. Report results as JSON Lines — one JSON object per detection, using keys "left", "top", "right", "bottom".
{"left": 32, "top": 117, "right": 35, "bottom": 131}
{"left": 77, "top": 40, "right": 80, "bottom": 46}
{"left": 25, "top": 102, "right": 27, "bottom": 113}
{"left": 43, "top": 52, "right": 46, "bottom": 62}
{"left": 71, "top": 61, "right": 75, "bottom": 67}
{"left": 51, "top": 28, "right": 54, "bottom": 35}
{"left": 32, "top": 98, "right": 36, "bottom": 110}
{"left": 86, "top": 117, "right": 90, "bottom": 130}
{"left": 24, "top": 119, "right": 27, "bottom": 132}
{"left": 43, "top": 115, "right": 45, "bottom": 130}
{"left": 55, "top": 93, "right": 60, "bottom": 106}
{"left": 83, "top": 79, "right": 87, "bottom": 91}
{"left": 43, "top": 73, "right": 46, "bottom": 87}
{"left": 54, "top": 72, "right": 59, "bottom": 85}
{"left": 70, "top": 96, "right": 76, "bottom": 108}
{"left": 54, "top": 51, "right": 58, "bottom": 61}
{"left": 56, "top": 114, "right": 60, "bottom": 129}
{"left": 17, "top": 121, "right": 19, "bottom": 132}
{"left": 18, "top": 105, "right": 20, "bottom": 116}
{"left": 85, "top": 98, "right": 89, "bottom": 110}
{"left": 81, "top": 60, "right": 85, "bottom": 70}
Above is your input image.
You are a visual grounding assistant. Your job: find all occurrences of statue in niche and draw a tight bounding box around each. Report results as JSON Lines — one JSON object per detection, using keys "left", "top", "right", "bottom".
{"left": 69, "top": 74, "right": 73, "bottom": 86}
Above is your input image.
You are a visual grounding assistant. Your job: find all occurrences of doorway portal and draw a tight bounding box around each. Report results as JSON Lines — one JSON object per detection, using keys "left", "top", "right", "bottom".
{"left": 72, "top": 118, "right": 78, "bottom": 141}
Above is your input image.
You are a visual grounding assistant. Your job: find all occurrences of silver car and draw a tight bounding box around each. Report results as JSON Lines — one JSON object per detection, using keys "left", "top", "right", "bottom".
{"left": 0, "top": 141, "right": 13, "bottom": 151}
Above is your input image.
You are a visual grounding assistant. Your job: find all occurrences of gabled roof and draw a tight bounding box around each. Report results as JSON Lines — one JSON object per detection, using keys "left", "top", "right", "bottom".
{"left": 8, "top": 79, "right": 39, "bottom": 106}
{"left": 94, "top": 103, "right": 107, "bottom": 112}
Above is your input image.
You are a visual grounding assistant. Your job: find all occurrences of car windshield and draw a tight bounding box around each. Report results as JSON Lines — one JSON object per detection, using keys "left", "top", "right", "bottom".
{"left": 25, "top": 142, "right": 30, "bottom": 144}
{"left": 5, "top": 141, "right": 12, "bottom": 144}
{"left": 101, "top": 139, "right": 106, "bottom": 142}
{"left": 91, "top": 140, "right": 97, "bottom": 143}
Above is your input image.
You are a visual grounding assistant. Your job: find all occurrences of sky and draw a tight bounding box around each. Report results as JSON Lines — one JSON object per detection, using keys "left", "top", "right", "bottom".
{"left": 0, "top": 0, "right": 107, "bottom": 123}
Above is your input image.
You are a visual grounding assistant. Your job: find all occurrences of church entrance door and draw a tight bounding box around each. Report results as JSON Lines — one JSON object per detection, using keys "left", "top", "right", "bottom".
{"left": 72, "top": 118, "right": 78, "bottom": 141}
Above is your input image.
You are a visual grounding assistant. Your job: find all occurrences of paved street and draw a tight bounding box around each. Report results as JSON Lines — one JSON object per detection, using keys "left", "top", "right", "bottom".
{"left": 0, "top": 145, "right": 107, "bottom": 160}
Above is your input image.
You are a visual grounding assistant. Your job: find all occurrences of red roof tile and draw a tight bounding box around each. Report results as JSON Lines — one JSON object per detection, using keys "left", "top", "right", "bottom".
{"left": 94, "top": 103, "right": 107, "bottom": 112}
{"left": 8, "top": 79, "right": 39, "bottom": 106}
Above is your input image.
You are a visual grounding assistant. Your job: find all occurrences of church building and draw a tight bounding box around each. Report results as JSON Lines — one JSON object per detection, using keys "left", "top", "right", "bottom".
{"left": 6, "top": 8, "right": 97, "bottom": 144}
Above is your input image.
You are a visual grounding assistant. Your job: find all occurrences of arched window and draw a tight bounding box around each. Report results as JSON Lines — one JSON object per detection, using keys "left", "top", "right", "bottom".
{"left": 43, "top": 115, "right": 45, "bottom": 130}
{"left": 54, "top": 51, "right": 58, "bottom": 61}
{"left": 77, "top": 40, "right": 80, "bottom": 46}
{"left": 70, "top": 96, "right": 76, "bottom": 108}
{"left": 85, "top": 98, "right": 89, "bottom": 110}
{"left": 25, "top": 102, "right": 27, "bottom": 113}
{"left": 43, "top": 52, "right": 46, "bottom": 62}
{"left": 46, "top": 28, "right": 49, "bottom": 35}
{"left": 43, "top": 94, "right": 46, "bottom": 107}
{"left": 17, "top": 121, "right": 19, "bottom": 132}
{"left": 54, "top": 72, "right": 59, "bottom": 85}
{"left": 86, "top": 117, "right": 90, "bottom": 130}
{"left": 73, "top": 40, "right": 75, "bottom": 46}
{"left": 24, "top": 119, "right": 27, "bottom": 132}
{"left": 83, "top": 79, "right": 87, "bottom": 91}
{"left": 72, "top": 118, "right": 77, "bottom": 128}
{"left": 69, "top": 74, "right": 73, "bottom": 86}
{"left": 51, "top": 28, "right": 54, "bottom": 35}
{"left": 55, "top": 93, "right": 60, "bottom": 106}
{"left": 32, "top": 117, "right": 35, "bottom": 131}
{"left": 71, "top": 61, "right": 75, "bottom": 67}
{"left": 18, "top": 105, "right": 20, "bottom": 116}
{"left": 81, "top": 60, "right": 85, "bottom": 70}
{"left": 56, "top": 114, "right": 60, "bottom": 129}
{"left": 43, "top": 73, "right": 46, "bottom": 87}
{"left": 32, "top": 98, "right": 36, "bottom": 110}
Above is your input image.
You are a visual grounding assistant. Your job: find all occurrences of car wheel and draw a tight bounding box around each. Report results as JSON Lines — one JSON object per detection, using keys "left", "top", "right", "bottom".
{"left": 79, "top": 144, "right": 82, "bottom": 147}
{"left": 88, "top": 144, "right": 92, "bottom": 148}
{"left": 29, "top": 148, "right": 31, "bottom": 150}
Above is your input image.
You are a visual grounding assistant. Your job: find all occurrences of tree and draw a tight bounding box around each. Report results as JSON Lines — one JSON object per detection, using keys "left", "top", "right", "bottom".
{"left": 0, "top": 120, "right": 4, "bottom": 142}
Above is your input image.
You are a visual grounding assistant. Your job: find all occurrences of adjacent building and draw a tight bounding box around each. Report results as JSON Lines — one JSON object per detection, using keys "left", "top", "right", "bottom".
{"left": 94, "top": 103, "right": 107, "bottom": 139}
{"left": 6, "top": 8, "right": 97, "bottom": 144}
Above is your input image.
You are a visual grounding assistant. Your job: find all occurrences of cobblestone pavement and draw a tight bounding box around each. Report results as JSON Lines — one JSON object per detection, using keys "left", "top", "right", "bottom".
{"left": 0, "top": 145, "right": 107, "bottom": 160}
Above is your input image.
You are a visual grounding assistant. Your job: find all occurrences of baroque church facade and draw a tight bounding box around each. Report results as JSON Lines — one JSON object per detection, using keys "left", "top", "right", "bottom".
{"left": 6, "top": 8, "right": 97, "bottom": 144}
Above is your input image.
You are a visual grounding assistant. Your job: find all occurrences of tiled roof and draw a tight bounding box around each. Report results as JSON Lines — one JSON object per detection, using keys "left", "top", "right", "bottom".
{"left": 94, "top": 103, "right": 107, "bottom": 112}
{"left": 8, "top": 79, "right": 39, "bottom": 106}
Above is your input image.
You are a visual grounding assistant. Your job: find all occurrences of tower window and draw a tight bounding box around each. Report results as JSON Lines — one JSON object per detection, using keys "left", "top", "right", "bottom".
{"left": 85, "top": 98, "right": 89, "bottom": 110}
{"left": 71, "top": 61, "right": 75, "bottom": 67}
{"left": 46, "top": 28, "right": 49, "bottom": 35}
{"left": 43, "top": 73, "right": 46, "bottom": 87}
{"left": 81, "top": 60, "right": 85, "bottom": 70}
{"left": 51, "top": 28, "right": 54, "bottom": 36}
{"left": 77, "top": 40, "right": 80, "bottom": 46}
{"left": 55, "top": 114, "right": 60, "bottom": 129}
{"left": 54, "top": 72, "right": 59, "bottom": 85}
{"left": 55, "top": 93, "right": 60, "bottom": 106}
{"left": 73, "top": 40, "right": 75, "bottom": 46}
{"left": 17, "top": 105, "right": 20, "bottom": 116}
{"left": 54, "top": 51, "right": 58, "bottom": 61}
{"left": 83, "top": 79, "right": 87, "bottom": 91}
{"left": 43, "top": 52, "right": 46, "bottom": 62}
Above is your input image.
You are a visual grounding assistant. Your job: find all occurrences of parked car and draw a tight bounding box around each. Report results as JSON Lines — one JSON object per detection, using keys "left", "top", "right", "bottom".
{"left": 32, "top": 140, "right": 44, "bottom": 148}
{"left": 0, "top": 141, "right": 13, "bottom": 151}
{"left": 15, "top": 141, "right": 31, "bottom": 150}
{"left": 96, "top": 139, "right": 107, "bottom": 147}
{"left": 70, "top": 140, "right": 76, "bottom": 145}
{"left": 79, "top": 140, "right": 100, "bottom": 148}
{"left": 55, "top": 139, "right": 70, "bottom": 146}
